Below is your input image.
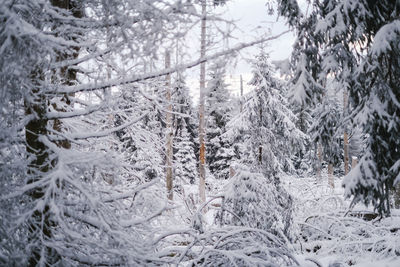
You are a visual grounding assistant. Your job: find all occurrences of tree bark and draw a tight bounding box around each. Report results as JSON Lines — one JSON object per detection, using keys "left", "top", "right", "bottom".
{"left": 351, "top": 156, "right": 358, "bottom": 169}
{"left": 393, "top": 183, "right": 400, "bottom": 209}
{"left": 240, "top": 75, "right": 243, "bottom": 113}
{"left": 317, "top": 143, "right": 322, "bottom": 179}
{"left": 343, "top": 89, "right": 349, "bottom": 175}
{"left": 165, "top": 51, "right": 174, "bottom": 200}
{"left": 328, "top": 163, "right": 334, "bottom": 189}
{"left": 344, "top": 131, "right": 349, "bottom": 174}
{"left": 26, "top": 1, "right": 83, "bottom": 265}
{"left": 25, "top": 76, "right": 59, "bottom": 266}
{"left": 198, "top": 0, "right": 207, "bottom": 204}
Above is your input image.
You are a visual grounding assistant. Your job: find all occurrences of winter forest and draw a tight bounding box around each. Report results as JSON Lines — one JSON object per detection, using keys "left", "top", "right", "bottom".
{"left": 1, "top": 0, "right": 400, "bottom": 266}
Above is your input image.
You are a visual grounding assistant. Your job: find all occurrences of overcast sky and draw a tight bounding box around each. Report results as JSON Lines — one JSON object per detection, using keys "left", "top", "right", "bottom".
{"left": 220, "top": 0, "right": 295, "bottom": 68}
{"left": 186, "top": 0, "right": 307, "bottom": 101}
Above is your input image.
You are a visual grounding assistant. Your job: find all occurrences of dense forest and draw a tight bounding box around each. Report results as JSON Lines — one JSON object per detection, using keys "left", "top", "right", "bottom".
{"left": 0, "top": 0, "right": 399, "bottom": 266}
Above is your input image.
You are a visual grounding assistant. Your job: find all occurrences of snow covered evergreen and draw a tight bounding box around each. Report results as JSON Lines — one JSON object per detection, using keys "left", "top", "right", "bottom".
{"left": 278, "top": 0, "right": 400, "bottom": 216}
{"left": 205, "top": 60, "right": 236, "bottom": 179}
{"left": 172, "top": 75, "right": 198, "bottom": 186}
{"left": 1, "top": 0, "right": 399, "bottom": 266}
{"left": 234, "top": 51, "right": 306, "bottom": 177}
{"left": 309, "top": 94, "right": 342, "bottom": 172}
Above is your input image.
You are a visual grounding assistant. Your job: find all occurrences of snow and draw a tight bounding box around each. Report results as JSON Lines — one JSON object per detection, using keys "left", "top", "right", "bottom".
{"left": 371, "top": 20, "right": 400, "bottom": 56}
{"left": 281, "top": 171, "right": 400, "bottom": 267}
{"left": 1, "top": 1, "right": 400, "bottom": 266}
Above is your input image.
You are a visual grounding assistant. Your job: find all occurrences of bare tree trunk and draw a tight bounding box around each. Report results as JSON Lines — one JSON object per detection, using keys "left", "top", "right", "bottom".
{"left": 258, "top": 98, "right": 263, "bottom": 164}
{"left": 393, "top": 183, "right": 400, "bottom": 209}
{"left": 165, "top": 51, "right": 174, "bottom": 200}
{"left": 328, "top": 163, "right": 334, "bottom": 189}
{"left": 344, "top": 132, "right": 349, "bottom": 174}
{"left": 240, "top": 75, "right": 243, "bottom": 113}
{"left": 343, "top": 90, "right": 349, "bottom": 175}
{"left": 317, "top": 143, "right": 323, "bottom": 179}
{"left": 198, "top": 0, "right": 207, "bottom": 204}
{"left": 229, "top": 166, "right": 236, "bottom": 178}
{"left": 351, "top": 156, "right": 358, "bottom": 169}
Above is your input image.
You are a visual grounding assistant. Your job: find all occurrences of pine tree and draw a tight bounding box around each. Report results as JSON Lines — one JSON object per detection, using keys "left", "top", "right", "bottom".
{"left": 172, "top": 75, "right": 198, "bottom": 155}
{"left": 213, "top": 166, "right": 296, "bottom": 266}
{"left": 287, "top": 4, "right": 327, "bottom": 178}
{"left": 172, "top": 75, "right": 198, "bottom": 187}
{"left": 175, "top": 121, "right": 198, "bottom": 186}
{"left": 217, "top": 166, "right": 294, "bottom": 240}
{"left": 309, "top": 93, "right": 342, "bottom": 188}
{"left": 206, "top": 60, "right": 235, "bottom": 179}
{"left": 237, "top": 51, "right": 306, "bottom": 177}
{"left": 114, "top": 84, "right": 164, "bottom": 183}
{"left": 277, "top": 0, "right": 400, "bottom": 216}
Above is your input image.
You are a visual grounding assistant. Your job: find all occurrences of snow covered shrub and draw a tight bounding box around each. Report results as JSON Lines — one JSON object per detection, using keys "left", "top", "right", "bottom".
{"left": 299, "top": 214, "right": 400, "bottom": 263}
{"left": 217, "top": 167, "right": 295, "bottom": 242}
{"left": 188, "top": 227, "right": 298, "bottom": 267}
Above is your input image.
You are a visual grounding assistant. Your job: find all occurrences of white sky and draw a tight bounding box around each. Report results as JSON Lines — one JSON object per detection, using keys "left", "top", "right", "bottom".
{"left": 186, "top": 0, "right": 300, "bottom": 103}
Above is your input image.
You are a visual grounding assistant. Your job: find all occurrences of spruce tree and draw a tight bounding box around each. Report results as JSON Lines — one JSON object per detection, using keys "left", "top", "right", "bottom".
{"left": 175, "top": 121, "right": 198, "bottom": 186}
{"left": 172, "top": 75, "right": 198, "bottom": 186}
{"left": 277, "top": 0, "right": 400, "bottom": 216}
{"left": 205, "top": 60, "right": 235, "bottom": 179}
{"left": 238, "top": 51, "right": 306, "bottom": 177}
{"left": 309, "top": 93, "right": 342, "bottom": 187}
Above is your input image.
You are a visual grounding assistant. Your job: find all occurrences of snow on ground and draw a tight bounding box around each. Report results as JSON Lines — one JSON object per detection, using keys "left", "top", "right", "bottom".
{"left": 282, "top": 170, "right": 400, "bottom": 267}
{"left": 167, "top": 169, "right": 399, "bottom": 267}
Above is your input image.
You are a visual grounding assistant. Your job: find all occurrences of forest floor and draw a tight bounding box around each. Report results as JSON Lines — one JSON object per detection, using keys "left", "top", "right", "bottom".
{"left": 281, "top": 170, "right": 400, "bottom": 267}
{"left": 176, "top": 170, "right": 400, "bottom": 267}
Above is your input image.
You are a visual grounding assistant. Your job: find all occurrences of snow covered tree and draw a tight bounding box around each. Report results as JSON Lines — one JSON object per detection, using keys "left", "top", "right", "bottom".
{"left": 206, "top": 60, "right": 235, "bottom": 180}
{"left": 310, "top": 95, "right": 342, "bottom": 188}
{"left": 0, "top": 0, "right": 207, "bottom": 265}
{"left": 175, "top": 121, "right": 198, "bottom": 186}
{"left": 210, "top": 166, "right": 296, "bottom": 266}
{"left": 277, "top": 0, "right": 400, "bottom": 216}
{"left": 172, "top": 75, "right": 198, "bottom": 187}
{"left": 285, "top": 2, "right": 327, "bottom": 178}
{"left": 236, "top": 51, "right": 306, "bottom": 177}
{"left": 218, "top": 166, "right": 294, "bottom": 240}
{"left": 114, "top": 83, "right": 164, "bottom": 183}
{"left": 343, "top": 18, "right": 400, "bottom": 215}
{"left": 172, "top": 74, "right": 198, "bottom": 156}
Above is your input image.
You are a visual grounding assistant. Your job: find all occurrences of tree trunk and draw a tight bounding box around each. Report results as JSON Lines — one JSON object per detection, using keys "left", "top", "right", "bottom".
{"left": 343, "top": 89, "right": 349, "bottom": 175}
{"left": 25, "top": 79, "right": 59, "bottom": 266}
{"left": 229, "top": 166, "right": 235, "bottom": 178}
{"left": 344, "top": 131, "right": 349, "bottom": 175}
{"left": 317, "top": 142, "right": 323, "bottom": 179}
{"left": 198, "top": 0, "right": 207, "bottom": 205}
{"left": 351, "top": 156, "right": 358, "bottom": 169}
{"left": 393, "top": 183, "right": 400, "bottom": 209}
{"left": 328, "top": 163, "right": 334, "bottom": 189}
{"left": 240, "top": 75, "right": 243, "bottom": 113}
{"left": 165, "top": 51, "right": 174, "bottom": 200}
{"left": 26, "top": 2, "right": 83, "bottom": 265}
